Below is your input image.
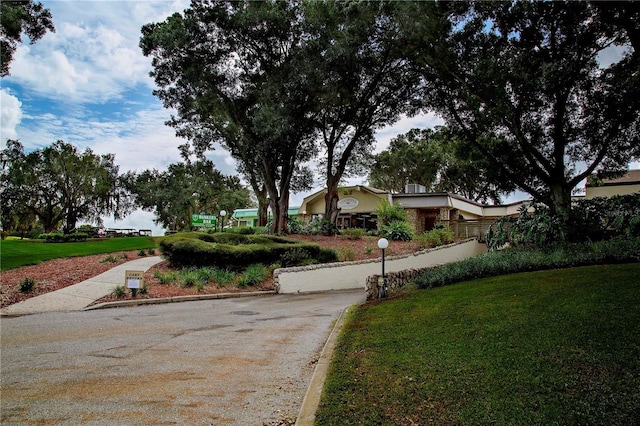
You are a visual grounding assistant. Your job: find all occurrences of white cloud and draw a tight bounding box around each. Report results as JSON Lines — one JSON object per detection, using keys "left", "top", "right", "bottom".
{"left": 0, "top": 89, "right": 23, "bottom": 142}
{"left": 374, "top": 111, "right": 445, "bottom": 152}
{"left": 6, "top": 0, "right": 189, "bottom": 104}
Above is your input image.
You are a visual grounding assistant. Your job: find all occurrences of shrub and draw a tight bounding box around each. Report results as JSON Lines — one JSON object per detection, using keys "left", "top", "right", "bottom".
{"left": 416, "top": 224, "right": 455, "bottom": 249}
{"left": 180, "top": 270, "right": 201, "bottom": 288}
{"left": 158, "top": 232, "right": 331, "bottom": 269}
{"left": 112, "top": 285, "right": 126, "bottom": 298}
{"left": 237, "top": 264, "right": 269, "bottom": 287}
{"left": 237, "top": 227, "right": 256, "bottom": 235}
{"left": 486, "top": 195, "right": 640, "bottom": 250}
{"left": 19, "top": 278, "right": 36, "bottom": 293}
{"left": 415, "top": 237, "right": 640, "bottom": 290}
{"left": 287, "top": 216, "right": 305, "bottom": 234}
{"left": 382, "top": 220, "right": 414, "bottom": 241}
{"left": 374, "top": 200, "right": 407, "bottom": 229}
{"left": 341, "top": 228, "right": 365, "bottom": 240}
{"left": 153, "top": 270, "right": 177, "bottom": 285}
{"left": 337, "top": 247, "right": 356, "bottom": 262}
{"left": 279, "top": 247, "right": 314, "bottom": 267}
{"left": 146, "top": 248, "right": 156, "bottom": 255}
{"left": 38, "top": 232, "right": 88, "bottom": 242}
{"left": 211, "top": 268, "right": 235, "bottom": 286}
{"left": 137, "top": 249, "right": 147, "bottom": 257}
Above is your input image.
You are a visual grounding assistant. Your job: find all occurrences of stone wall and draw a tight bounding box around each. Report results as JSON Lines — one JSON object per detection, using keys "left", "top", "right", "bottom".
{"left": 365, "top": 269, "right": 423, "bottom": 300}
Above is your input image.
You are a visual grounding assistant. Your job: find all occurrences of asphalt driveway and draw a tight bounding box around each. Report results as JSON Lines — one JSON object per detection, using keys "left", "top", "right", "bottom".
{"left": 0, "top": 290, "right": 365, "bottom": 425}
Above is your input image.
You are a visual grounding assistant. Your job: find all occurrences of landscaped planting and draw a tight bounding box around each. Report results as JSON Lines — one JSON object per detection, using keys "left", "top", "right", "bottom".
{"left": 158, "top": 232, "right": 337, "bottom": 270}
{"left": 415, "top": 237, "right": 640, "bottom": 290}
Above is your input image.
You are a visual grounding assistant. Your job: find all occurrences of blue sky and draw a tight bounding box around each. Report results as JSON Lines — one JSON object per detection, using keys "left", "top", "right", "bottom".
{"left": 1, "top": 1, "right": 635, "bottom": 235}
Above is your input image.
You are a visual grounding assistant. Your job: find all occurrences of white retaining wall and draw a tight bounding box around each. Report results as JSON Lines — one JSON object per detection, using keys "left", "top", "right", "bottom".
{"left": 275, "top": 239, "right": 487, "bottom": 294}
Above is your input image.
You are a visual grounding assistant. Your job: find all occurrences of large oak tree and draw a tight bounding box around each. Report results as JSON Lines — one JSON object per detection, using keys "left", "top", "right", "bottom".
{"left": 404, "top": 1, "right": 640, "bottom": 230}
{"left": 140, "top": 0, "right": 317, "bottom": 234}
{"left": 127, "top": 159, "right": 251, "bottom": 231}
{"left": 304, "top": 1, "right": 419, "bottom": 229}
{"left": 1, "top": 140, "right": 133, "bottom": 233}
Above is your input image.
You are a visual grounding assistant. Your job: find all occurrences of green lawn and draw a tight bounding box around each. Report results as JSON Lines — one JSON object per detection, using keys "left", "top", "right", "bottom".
{"left": 0, "top": 237, "right": 157, "bottom": 270}
{"left": 316, "top": 263, "right": 640, "bottom": 425}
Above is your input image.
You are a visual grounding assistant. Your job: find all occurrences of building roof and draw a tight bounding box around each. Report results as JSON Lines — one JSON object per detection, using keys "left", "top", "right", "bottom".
{"left": 587, "top": 169, "right": 640, "bottom": 186}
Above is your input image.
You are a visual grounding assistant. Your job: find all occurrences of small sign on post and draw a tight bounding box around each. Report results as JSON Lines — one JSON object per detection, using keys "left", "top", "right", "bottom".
{"left": 125, "top": 270, "right": 144, "bottom": 297}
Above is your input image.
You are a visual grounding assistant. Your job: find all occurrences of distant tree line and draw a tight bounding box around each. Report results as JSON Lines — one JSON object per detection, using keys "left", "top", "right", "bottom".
{"left": 0, "top": 140, "right": 251, "bottom": 237}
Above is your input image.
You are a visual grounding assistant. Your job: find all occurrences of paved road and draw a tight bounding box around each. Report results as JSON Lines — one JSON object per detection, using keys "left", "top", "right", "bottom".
{"left": 1, "top": 291, "right": 365, "bottom": 425}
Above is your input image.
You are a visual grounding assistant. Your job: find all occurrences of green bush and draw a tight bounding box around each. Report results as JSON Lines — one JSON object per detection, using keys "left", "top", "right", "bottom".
{"left": 415, "top": 237, "right": 640, "bottom": 290}
{"left": 38, "top": 232, "right": 88, "bottom": 243}
{"left": 237, "top": 227, "right": 256, "bottom": 234}
{"left": 158, "top": 232, "right": 330, "bottom": 270}
{"left": 416, "top": 224, "right": 455, "bottom": 248}
{"left": 341, "top": 228, "right": 365, "bottom": 240}
{"left": 374, "top": 200, "right": 407, "bottom": 228}
{"left": 153, "top": 270, "right": 177, "bottom": 285}
{"left": 112, "top": 285, "right": 126, "bottom": 298}
{"left": 486, "top": 195, "right": 640, "bottom": 250}
{"left": 237, "top": 264, "right": 268, "bottom": 287}
{"left": 279, "top": 247, "right": 314, "bottom": 267}
{"left": 211, "top": 268, "right": 235, "bottom": 286}
{"left": 382, "top": 220, "right": 414, "bottom": 241}
{"left": 19, "top": 278, "right": 36, "bottom": 293}
{"left": 337, "top": 247, "right": 356, "bottom": 262}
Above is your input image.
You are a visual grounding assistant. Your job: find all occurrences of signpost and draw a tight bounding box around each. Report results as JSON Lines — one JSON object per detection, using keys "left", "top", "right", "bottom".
{"left": 125, "top": 270, "right": 144, "bottom": 297}
{"left": 191, "top": 214, "right": 217, "bottom": 229}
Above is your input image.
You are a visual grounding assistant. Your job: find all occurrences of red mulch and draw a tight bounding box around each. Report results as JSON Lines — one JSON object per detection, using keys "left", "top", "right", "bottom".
{"left": 1, "top": 235, "right": 421, "bottom": 308}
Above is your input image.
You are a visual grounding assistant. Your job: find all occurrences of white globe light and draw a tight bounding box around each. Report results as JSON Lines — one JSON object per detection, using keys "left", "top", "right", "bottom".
{"left": 377, "top": 238, "right": 389, "bottom": 249}
{"left": 220, "top": 210, "right": 227, "bottom": 217}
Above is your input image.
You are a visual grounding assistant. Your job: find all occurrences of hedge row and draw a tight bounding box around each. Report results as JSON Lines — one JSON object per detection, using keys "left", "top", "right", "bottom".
{"left": 158, "top": 232, "right": 337, "bottom": 270}
{"left": 38, "top": 232, "right": 88, "bottom": 243}
{"left": 415, "top": 237, "right": 640, "bottom": 290}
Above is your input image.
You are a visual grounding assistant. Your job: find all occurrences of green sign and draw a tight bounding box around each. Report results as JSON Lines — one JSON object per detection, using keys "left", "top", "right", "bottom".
{"left": 191, "top": 214, "right": 217, "bottom": 228}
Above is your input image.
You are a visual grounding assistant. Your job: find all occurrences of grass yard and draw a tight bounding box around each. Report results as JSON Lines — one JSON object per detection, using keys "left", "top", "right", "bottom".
{"left": 316, "top": 263, "right": 640, "bottom": 425}
{"left": 0, "top": 237, "right": 157, "bottom": 270}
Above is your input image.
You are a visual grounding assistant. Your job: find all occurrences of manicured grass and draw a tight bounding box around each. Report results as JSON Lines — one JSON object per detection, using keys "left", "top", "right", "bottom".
{"left": 316, "top": 263, "right": 640, "bottom": 425}
{"left": 0, "top": 237, "right": 157, "bottom": 270}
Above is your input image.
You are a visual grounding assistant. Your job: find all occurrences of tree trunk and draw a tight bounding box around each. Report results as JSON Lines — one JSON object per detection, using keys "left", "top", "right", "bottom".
{"left": 324, "top": 187, "right": 340, "bottom": 228}
{"left": 323, "top": 174, "right": 341, "bottom": 235}
{"left": 548, "top": 182, "right": 572, "bottom": 240}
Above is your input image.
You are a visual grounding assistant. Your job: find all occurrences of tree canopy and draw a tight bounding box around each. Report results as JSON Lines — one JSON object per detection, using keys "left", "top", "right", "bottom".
{"left": 0, "top": 0, "right": 55, "bottom": 77}
{"left": 127, "top": 159, "right": 251, "bottom": 231}
{"left": 140, "top": 0, "right": 317, "bottom": 234}
{"left": 369, "top": 127, "right": 514, "bottom": 203}
{"left": 0, "top": 140, "right": 133, "bottom": 233}
{"left": 303, "top": 0, "right": 419, "bottom": 230}
{"left": 403, "top": 1, "right": 640, "bottom": 224}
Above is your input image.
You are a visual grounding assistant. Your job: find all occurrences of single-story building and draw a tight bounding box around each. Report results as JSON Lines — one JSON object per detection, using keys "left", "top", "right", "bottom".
{"left": 231, "top": 207, "right": 302, "bottom": 228}
{"left": 585, "top": 169, "right": 640, "bottom": 199}
{"left": 230, "top": 185, "right": 529, "bottom": 239}
{"left": 298, "top": 185, "right": 391, "bottom": 231}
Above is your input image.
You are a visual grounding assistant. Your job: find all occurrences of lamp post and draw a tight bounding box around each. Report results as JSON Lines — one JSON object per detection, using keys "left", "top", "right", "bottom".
{"left": 377, "top": 237, "right": 389, "bottom": 299}
{"left": 220, "top": 210, "right": 226, "bottom": 233}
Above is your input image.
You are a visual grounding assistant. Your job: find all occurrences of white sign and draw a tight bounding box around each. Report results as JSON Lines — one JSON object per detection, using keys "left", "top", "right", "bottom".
{"left": 125, "top": 270, "right": 144, "bottom": 289}
{"left": 337, "top": 197, "right": 359, "bottom": 210}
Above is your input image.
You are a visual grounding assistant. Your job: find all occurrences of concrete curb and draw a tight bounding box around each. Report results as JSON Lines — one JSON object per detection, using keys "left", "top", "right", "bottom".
{"left": 295, "top": 305, "right": 351, "bottom": 425}
{"left": 83, "top": 290, "right": 277, "bottom": 311}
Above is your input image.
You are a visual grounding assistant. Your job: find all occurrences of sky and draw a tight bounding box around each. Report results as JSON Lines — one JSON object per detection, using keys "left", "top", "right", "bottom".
{"left": 1, "top": 1, "right": 636, "bottom": 236}
{"left": 1, "top": 0, "right": 446, "bottom": 235}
